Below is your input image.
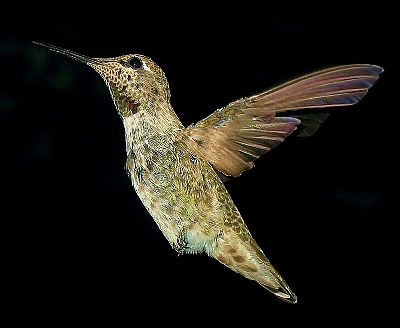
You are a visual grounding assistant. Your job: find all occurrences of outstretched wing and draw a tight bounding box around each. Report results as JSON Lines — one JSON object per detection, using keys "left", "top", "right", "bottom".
{"left": 186, "top": 64, "right": 383, "bottom": 177}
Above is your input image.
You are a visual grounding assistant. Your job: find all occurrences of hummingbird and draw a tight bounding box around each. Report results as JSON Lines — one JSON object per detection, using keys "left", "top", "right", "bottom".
{"left": 32, "top": 41, "right": 383, "bottom": 303}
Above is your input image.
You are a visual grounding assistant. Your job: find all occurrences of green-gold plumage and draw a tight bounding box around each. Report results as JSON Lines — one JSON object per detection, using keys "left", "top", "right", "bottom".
{"left": 32, "top": 41, "right": 383, "bottom": 303}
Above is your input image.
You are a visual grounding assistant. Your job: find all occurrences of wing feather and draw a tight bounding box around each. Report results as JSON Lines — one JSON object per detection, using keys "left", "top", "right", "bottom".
{"left": 186, "top": 64, "right": 383, "bottom": 177}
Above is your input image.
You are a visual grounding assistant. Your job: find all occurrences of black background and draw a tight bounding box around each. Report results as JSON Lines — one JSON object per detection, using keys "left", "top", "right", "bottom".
{"left": 1, "top": 1, "right": 398, "bottom": 325}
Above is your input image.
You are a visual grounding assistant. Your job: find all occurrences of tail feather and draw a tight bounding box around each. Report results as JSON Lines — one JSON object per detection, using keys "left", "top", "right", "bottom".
{"left": 209, "top": 228, "right": 297, "bottom": 304}
{"left": 260, "top": 282, "right": 297, "bottom": 304}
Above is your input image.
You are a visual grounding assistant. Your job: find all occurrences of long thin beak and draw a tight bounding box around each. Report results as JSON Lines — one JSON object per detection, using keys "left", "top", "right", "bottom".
{"left": 32, "top": 41, "right": 103, "bottom": 65}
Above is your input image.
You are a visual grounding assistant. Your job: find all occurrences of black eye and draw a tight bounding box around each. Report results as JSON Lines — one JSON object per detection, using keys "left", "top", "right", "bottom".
{"left": 129, "top": 57, "right": 143, "bottom": 68}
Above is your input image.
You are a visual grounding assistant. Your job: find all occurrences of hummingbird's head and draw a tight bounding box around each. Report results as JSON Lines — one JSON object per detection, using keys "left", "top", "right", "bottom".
{"left": 32, "top": 42, "right": 171, "bottom": 118}
{"left": 89, "top": 54, "right": 171, "bottom": 117}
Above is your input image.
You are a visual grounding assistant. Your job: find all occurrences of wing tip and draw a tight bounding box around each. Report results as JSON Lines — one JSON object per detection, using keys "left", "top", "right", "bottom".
{"left": 363, "top": 64, "right": 384, "bottom": 75}
{"left": 332, "top": 64, "right": 384, "bottom": 76}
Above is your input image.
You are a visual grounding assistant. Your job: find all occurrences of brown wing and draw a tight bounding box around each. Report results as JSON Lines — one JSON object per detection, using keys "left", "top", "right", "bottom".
{"left": 186, "top": 64, "right": 383, "bottom": 177}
